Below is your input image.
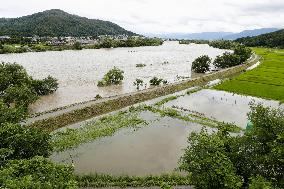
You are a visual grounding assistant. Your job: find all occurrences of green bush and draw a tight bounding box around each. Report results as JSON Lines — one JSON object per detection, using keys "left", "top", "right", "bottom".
{"left": 32, "top": 76, "right": 59, "bottom": 95}
{"left": 133, "top": 78, "right": 144, "bottom": 89}
{"left": 0, "top": 123, "right": 52, "bottom": 160}
{"left": 179, "top": 104, "right": 284, "bottom": 188}
{"left": 73, "top": 42, "right": 83, "bottom": 50}
{"left": 213, "top": 52, "right": 241, "bottom": 69}
{"left": 0, "top": 63, "right": 31, "bottom": 91}
{"left": 0, "top": 62, "right": 58, "bottom": 109}
{"left": 3, "top": 84, "right": 39, "bottom": 108}
{"left": 234, "top": 45, "right": 252, "bottom": 62}
{"left": 0, "top": 62, "right": 75, "bottom": 189}
{"left": 0, "top": 156, "right": 77, "bottom": 189}
{"left": 209, "top": 40, "right": 237, "bottom": 49}
{"left": 248, "top": 176, "right": 273, "bottom": 189}
{"left": 180, "top": 129, "right": 243, "bottom": 189}
{"left": 0, "top": 101, "right": 26, "bottom": 125}
{"left": 149, "top": 77, "right": 163, "bottom": 86}
{"left": 97, "top": 67, "right": 124, "bottom": 87}
{"left": 191, "top": 55, "right": 211, "bottom": 73}
{"left": 136, "top": 63, "right": 146, "bottom": 68}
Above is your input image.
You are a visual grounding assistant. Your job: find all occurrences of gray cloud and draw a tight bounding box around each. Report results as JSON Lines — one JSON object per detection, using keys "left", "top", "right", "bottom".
{"left": 0, "top": 0, "right": 283, "bottom": 34}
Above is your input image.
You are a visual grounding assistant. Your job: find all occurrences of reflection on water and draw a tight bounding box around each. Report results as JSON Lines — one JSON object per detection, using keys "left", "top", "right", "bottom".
{"left": 0, "top": 42, "right": 228, "bottom": 113}
{"left": 163, "top": 89, "right": 281, "bottom": 128}
{"left": 51, "top": 112, "right": 208, "bottom": 176}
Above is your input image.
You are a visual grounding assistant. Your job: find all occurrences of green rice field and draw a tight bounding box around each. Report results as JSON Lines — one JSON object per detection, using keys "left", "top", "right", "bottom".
{"left": 215, "top": 48, "right": 284, "bottom": 102}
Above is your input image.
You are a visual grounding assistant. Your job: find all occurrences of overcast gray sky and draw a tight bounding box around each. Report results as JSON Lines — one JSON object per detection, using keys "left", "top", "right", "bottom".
{"left": 1, "top": 0, "right": 284, "bottom": 34}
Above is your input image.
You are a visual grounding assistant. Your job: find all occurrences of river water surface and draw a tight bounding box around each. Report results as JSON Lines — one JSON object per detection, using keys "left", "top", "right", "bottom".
{"left": 0, "top": 42, "right": 227, "bottom": 113}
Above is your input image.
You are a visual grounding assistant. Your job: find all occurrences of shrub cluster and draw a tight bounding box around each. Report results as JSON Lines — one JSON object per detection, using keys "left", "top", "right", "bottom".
{"left": 213, "top": 52, "right": 241, "bottom": 69}
{"left": 191, "top": 55, "right": 211, "bottom": 73}
{"left": 209, "top": 40, "right": 238, "bottom": 50}
{"left": 149, "top": 77, "right": 166, "bottom": 86}
{"left": 180, "top": 103, "right": 284, "bottom": 189}
{"left": 0, "top": 62, "right": 58, "bottom": 109}
{"left": 133, "top": 78, "right": 144, "bottom": 90}
{"left": 213, "top": 45, "right": 252, "bottom": 69}
{"left": 0, "top": 62, "right": 76, "bottom": 188}
{"left": 97, "top": 67, "right": 124, "bottom": 87}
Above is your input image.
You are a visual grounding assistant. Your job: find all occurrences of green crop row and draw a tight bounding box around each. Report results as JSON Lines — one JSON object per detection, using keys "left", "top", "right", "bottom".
{"left": 215, "top": 48, "right": 284, "bottom": 102}
{"left": 76, "top": 173, "right": 191, "bottom": 188}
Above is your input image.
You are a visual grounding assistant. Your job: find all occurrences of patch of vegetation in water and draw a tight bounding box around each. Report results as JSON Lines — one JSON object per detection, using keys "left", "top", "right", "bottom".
{"left": 76, "top": 173, "right": 191, "bottom": 188}
{"left": 97, "top": 67, "right": 124, "bottom": 87}
{"left": 215, "top": 48, "right": 284, "bottom": 102}
{"left": 139, "top": 105, "right": 241, "bottom": 133}
{"left": 154, "top": 96, "right": 178, "bottom": 107}
{"left": 186, "top": 87, "right": 204, "bottom": 95}
{"left": 136, "top": 63, "right": 146, "bottom": 67}
{"left": 52, "top": 109, "right": 147, "bottom": 152}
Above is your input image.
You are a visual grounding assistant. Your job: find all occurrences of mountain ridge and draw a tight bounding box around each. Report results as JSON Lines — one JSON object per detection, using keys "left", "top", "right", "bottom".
{"left": 0, "top": 9, "right": 136, "bottom": 37}
{"left": 235, "top": 29, "right": 284, "bottom": 48}
{"left": 146, "top": 28, "right": 280, "bottom": 40}
{"left": 223, "top": 28, "right": 280, "bottom": 40}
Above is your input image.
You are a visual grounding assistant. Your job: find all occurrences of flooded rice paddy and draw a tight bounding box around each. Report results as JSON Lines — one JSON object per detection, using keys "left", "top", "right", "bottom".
{"left": 51, "top": 111, "right": 207, "bottom": 176}
{"left": 0, "top": 41, "right": 228, "bottom": 113}
{"left": 50, "top": 87, "right": 282, "bottom": 176}
{"left": 163, "top": 89, "right": 282, "bottom": 128}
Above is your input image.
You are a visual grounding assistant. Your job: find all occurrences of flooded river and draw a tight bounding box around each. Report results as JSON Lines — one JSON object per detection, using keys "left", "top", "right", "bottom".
{"left": 0, "top": 42, "right": 228, "bottom": 113}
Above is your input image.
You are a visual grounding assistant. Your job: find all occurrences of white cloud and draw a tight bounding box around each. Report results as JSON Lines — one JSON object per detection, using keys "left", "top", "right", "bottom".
{"left": 0, "top": 0, "right": 283, "bottom": 34}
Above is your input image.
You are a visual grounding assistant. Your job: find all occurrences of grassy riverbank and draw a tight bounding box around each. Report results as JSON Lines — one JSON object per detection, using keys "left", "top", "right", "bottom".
{"left": 215, "top": 48, "right": 284, "bottom": 102}
{"left": 0, "top": 38, "right": 163, "bottom": 54}
{"left": 76, "top": 173, "right": 191, "bottom": 188}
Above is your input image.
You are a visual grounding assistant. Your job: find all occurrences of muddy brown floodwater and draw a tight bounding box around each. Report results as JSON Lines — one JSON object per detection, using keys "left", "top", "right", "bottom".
{"left": 0, "top": 42, "right": 228, "bottom": 113}
{"left": 50, "top": 88, "right": 283, "bottom": 176}
{"left": 163, "top": 89, "right": 282, "bottom": 128}
{"left": 51, "top": 111, "right": 213, "bottom": 176}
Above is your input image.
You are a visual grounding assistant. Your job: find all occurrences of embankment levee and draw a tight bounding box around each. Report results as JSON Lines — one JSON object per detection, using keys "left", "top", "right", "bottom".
{"left": 27, "top": 54, "right": 260, "bottom": 132}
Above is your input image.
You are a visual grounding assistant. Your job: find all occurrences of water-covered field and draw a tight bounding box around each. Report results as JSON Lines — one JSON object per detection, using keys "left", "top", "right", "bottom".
{"left": 0, "top": 42, "right": 228, "bottom": 113}
{"left": 50, "top": 87, "right": 282, "bottom": 176}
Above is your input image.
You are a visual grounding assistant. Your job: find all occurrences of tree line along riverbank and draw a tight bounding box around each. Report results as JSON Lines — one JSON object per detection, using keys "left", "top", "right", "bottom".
{"left": 0, "top": 37, "right": 163, "bottom": 54}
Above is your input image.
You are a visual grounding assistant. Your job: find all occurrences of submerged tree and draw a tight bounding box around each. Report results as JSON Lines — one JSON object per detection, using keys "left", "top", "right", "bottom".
{"left": 191, "top": 55, "right": 211, "bottom": 73}
{"left": 98, "top": 67, "right": 124, "bottom": 87}
{"left": 149, "top": 77, "right": 164, "bottom": 86}
{"left": 0, "top": 62, "right": 58, "bottom": 109}
{"left": 133, "top": 78, "right": 144, "bottom": 90}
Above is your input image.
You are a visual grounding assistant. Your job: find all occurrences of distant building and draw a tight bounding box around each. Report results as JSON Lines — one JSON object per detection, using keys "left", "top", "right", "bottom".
{"left": 0, "top": 36, "right": 11, "bottom": 40}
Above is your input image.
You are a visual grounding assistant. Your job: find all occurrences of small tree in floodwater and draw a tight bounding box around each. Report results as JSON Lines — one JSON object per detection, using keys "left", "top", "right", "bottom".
{"left": 149, "top": 77, "right": 163, "bottom": 86}
{"left": 133, "top": 79, "right": 144, "bottom": 90}
{"left": 191, "top": 55, "right": 211, "bottom": 73}
{"left": 97, "top": 67, "right": 124, "bottom": 87}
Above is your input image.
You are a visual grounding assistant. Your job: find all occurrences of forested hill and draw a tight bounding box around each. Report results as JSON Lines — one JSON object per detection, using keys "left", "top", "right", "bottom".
{"left": 235, "top": 29, "right": 284, "bottom": 48}
{"left": 0, "top": 9, "right": 136, "bottom": 37}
